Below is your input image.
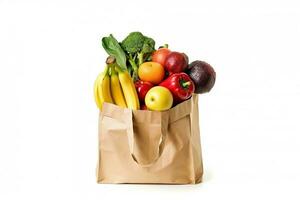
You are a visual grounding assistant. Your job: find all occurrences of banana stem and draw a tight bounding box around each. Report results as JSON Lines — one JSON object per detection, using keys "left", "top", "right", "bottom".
{"left": 103, "top": 65, "right": 109, "bottom": 75}
{"left": 106, "top": 56, "right": 116, "bottom": 65}
{"left": 114, "top": 65, "right": 122, "bottom": 73}
{"left": 110, "top": 64, "right": 117, "bottom": 75}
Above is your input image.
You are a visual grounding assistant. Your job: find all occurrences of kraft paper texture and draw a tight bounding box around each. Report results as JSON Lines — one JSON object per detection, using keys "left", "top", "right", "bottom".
{"left": 97, "top": 95, "right": 203, "bottom": 184}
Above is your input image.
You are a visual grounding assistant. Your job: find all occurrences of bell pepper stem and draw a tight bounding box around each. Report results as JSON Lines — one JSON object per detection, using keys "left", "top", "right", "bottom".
{"left": 182, "top": 81, "right": 191, "bottom": 87}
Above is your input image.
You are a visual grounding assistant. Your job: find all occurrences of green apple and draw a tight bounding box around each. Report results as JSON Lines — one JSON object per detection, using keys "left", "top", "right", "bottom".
{"left": 145, "top": 86, "right": 173, "bottom": 111}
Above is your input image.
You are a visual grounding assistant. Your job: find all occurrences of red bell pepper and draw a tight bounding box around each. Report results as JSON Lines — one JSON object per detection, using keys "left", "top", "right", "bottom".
{"left": 159, "top": 72, "right": 195, "bottom": 103}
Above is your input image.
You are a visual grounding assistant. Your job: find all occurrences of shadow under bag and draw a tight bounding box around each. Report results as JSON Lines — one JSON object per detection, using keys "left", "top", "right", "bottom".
{"left": 97, "top": 95, "right": 203, "bottom": 184}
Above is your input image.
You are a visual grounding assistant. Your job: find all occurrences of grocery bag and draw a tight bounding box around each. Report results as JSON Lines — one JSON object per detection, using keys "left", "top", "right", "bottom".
{"left": 96, "top": 94, "right": 203, "bottom": 184}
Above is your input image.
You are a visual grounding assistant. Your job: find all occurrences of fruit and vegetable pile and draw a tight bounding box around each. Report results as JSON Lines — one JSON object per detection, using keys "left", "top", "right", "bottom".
{"left": 94, "top": 32, "right": 216, "bottom": 111}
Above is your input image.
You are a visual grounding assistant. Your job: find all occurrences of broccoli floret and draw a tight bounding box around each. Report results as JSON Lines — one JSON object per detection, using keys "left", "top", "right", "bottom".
{"left": 121, "top": 32, "right": 156, "bottom": 81}
{"left": 121, "top": 32, "right": 145, "bottom": 54}
{"left": 138, "top": 36, "right": 155, "bottom": 65}
{"left": 142, "top": 37, "right": 155, "bottom": 53}
{"left": 121, "top": 32, "right": 155, "bottom": 63}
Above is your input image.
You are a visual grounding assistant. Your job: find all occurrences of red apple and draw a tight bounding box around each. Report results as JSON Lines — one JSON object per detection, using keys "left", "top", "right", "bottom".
{"left": 140, "top": 104, "right": 148, "bottom": 110}
{"left": 164, "top": 52, "right": 188, "bottom": 73}
{"left": 135, "top": 80, "right": 154, "bottom": 102}
{"left": 152, "top": 48, "right": 171, "bottom": 67}
{"left": 182, "top": 53, "right": 189, "bottom": 65}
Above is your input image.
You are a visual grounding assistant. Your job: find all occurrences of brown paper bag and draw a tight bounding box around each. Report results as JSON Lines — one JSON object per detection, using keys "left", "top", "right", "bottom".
{"left": 96, "top": 95, "right": 203, "bottom": 184}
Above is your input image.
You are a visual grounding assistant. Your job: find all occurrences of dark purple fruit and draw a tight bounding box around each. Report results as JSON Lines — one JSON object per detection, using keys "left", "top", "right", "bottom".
{"left": 186, "top": 60, "right": 216, "bottom": 94}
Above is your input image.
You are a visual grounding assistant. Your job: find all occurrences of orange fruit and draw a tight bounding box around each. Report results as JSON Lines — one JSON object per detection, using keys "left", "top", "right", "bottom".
{"left": 138, "top": 62, "right": 165, "bottom": 85}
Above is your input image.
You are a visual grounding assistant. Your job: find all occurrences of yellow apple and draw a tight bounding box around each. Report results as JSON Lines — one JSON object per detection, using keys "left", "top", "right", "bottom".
{"left": 145, "top": 86, "right": 173, "bottom": 111}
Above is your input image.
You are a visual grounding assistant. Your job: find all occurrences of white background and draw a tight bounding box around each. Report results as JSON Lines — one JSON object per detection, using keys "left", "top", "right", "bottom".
{"left": 1, "top": 0, "right": 300, "bottom": 199}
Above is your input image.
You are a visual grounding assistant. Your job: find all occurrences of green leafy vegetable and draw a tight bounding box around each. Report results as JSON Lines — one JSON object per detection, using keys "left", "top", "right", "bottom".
{"left": 121, "top": 32, "right": 145, "bottom": 54}
{"left": 102, "top": 34, "right": 127, "bottom": 71}
{"left": 139, "top": 36, "right": 155, "bottom": 65}
{"left": 101, "top": 32, "right": 156, "bottom": 81}
{"left": 121, "top": 32, "right": 156, "bottom": 80}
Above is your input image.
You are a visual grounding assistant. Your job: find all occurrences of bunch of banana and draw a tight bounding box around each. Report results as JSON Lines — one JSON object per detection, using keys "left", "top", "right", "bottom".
{"left": 94, "top": 65, "right": 114, "bottom": 110}
{"left": 94, "top": 58, "right": 140, "bottom": 110}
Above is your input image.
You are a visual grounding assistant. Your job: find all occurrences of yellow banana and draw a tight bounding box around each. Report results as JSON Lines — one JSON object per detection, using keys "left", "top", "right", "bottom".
{"left": 94, "top": 65, "right": 114, "bottom": 110}
{"left": 110, "top": 66, "right": 127, "bottom": 108}
{"left": 118, "top": 69, "right": 140, "bottom": 110}
{"left": 98, "top": 70, "right": 114, "bottom": 108}
{"left": 94, "top": 72, "right": 105, "bottom": 110}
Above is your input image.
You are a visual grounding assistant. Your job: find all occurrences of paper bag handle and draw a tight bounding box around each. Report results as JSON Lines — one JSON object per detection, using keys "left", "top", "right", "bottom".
{"left": 125, "top": 109, "right": 168, "bottom": 167}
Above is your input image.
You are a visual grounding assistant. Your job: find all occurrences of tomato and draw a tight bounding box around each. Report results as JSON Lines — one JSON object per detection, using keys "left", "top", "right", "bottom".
{"left": 152, "top": 48, "right": 171, "bottom": 67}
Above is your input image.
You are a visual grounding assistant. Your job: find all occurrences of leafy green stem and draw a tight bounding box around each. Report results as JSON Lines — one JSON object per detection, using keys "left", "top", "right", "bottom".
{"left": 137, "top": 53, "right": 144, "bottom": 66}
